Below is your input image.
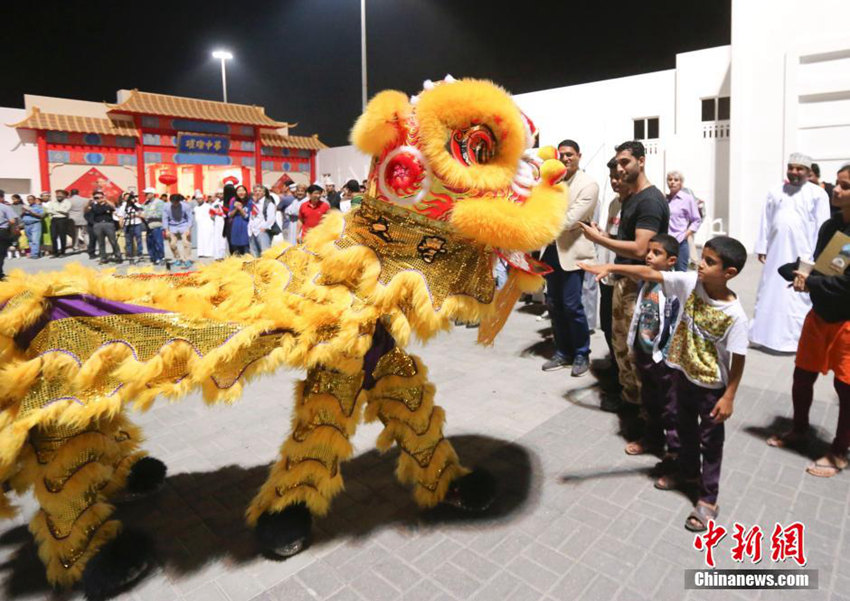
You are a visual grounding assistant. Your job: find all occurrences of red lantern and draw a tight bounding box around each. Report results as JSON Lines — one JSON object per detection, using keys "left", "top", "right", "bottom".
{"left": 159, "top": 173, "right": 177, "bottom": 185}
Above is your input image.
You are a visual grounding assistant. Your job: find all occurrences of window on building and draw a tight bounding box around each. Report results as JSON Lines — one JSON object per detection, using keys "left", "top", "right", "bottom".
{"left": 647, "top": 117, "right": 659, "bottom": 139}
{"left": 702, "top": 96, "right": 731, "bottom": 121}
{"left": 633, "top": 117, "right": 660, "bottom": 140}
{"left": 717, "top": 96, "right": 730, "bottom": 120}
{"left": 701, "top": 99, "right": 715, "bottom": 122}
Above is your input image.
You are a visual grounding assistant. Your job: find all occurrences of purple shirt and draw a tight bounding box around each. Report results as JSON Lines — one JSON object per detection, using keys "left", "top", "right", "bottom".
{"left": 667, "top": 190, "right": 702, "bottom": 243}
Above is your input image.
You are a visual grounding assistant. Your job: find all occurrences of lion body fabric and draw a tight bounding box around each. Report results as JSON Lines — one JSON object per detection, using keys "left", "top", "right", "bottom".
{"left": 0, "top": 77, "right": 567, "bottom": 589}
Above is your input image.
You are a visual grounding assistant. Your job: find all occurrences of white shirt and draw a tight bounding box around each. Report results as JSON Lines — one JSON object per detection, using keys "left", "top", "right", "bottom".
{"left": 249, "top": 196, "right": 278, "bottom": 236}
{"left": 662, "top": 271, "right": 749, "bottom": 389}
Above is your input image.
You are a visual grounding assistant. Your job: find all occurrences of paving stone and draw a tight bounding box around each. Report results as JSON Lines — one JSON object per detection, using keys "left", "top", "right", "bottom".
{"left": 349, "top": 570, "right": 401, "bottom": 601}
{"left": 579, "top": 575, "right": 621, "bottom": 601}
{"left": 371, "top": 555, "right": 423, "bottom": 592}
{"left": 399, "top": 579, "right": 445, "bottom": 601}
{"left": 470, "top": 571, "right": 523, "bottom": 601}
{"left": 549, "top": 563, "right": 597, "bottom": 601}
{"left": 429, "top": 562, "right": 481, "bottom": 599}
{"left": 521, "top": 542, "right": 573, "bottom": 577}
{"left": 183, "top": 581, "right": 231, "bottom": 601}
{"left": 506, "top": 555, "right": 559, "bottom": 591}
{"left": 449, "top": 548, "right": 502, "bottom": 581}
{"left": 256, "top": 578, "right": 317, "bottom": 601}
{"left": 296, "top": 560, "right": 346, "bottom": 598}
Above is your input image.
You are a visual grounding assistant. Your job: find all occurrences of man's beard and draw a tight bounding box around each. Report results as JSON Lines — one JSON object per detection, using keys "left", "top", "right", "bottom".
{"left": 622, "top": 170, "right": 639, "bottom": 184}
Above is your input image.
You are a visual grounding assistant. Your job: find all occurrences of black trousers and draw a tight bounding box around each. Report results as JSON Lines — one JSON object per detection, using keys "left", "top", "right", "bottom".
{"left": 0, "top": 227, "right": 12, "bottom": 279}
{"left": 86, "top": 223, "right": 97, "bottom": 257}
{"left": 50, "top": 217, "right": 69, "bottom": 256}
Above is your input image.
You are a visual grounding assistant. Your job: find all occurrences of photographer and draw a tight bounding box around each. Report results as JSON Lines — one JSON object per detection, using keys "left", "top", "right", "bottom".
{"left": 88, "top": 192, "right": 122, "bottom": 264}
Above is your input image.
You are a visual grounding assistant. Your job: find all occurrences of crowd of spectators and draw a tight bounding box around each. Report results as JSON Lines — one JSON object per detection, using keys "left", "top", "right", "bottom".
{"left": 0, "top": 177, "right": 365, "bottom": 273}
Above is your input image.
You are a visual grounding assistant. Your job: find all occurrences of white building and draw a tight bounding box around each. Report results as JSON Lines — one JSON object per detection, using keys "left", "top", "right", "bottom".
{"left": 316, "top": 0, "right": 850, "bottom": 251}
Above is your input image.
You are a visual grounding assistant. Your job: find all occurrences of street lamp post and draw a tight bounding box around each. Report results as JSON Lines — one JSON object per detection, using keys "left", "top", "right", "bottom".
{"left": 212, "top": 50, "right": 233, "bottom": 103}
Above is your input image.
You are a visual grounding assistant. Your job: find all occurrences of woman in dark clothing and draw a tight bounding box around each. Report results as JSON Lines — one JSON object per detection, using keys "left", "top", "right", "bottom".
{"left": 227, "top": 185, "right": 252, "bottom": 255}
{"left": 768, "top": 163, "right": 850, "bottom": 477}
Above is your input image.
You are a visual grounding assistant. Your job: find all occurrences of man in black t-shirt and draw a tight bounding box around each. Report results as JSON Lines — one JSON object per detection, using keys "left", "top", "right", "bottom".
{"left": 579, "top": 141, "right": 669, "bottom": 416}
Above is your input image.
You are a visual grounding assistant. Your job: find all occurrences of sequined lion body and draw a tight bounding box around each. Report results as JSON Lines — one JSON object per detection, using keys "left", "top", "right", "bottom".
{"left": 0, "top": 78, "right": 568, "bottom": 590}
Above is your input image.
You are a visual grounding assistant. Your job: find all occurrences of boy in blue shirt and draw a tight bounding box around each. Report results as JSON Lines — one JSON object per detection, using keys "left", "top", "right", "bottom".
{"left": 621, "top": 234, "right": 681, "bottom": 474}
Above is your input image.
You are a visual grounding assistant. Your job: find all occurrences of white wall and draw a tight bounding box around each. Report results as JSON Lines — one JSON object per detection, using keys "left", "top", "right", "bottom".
{"left": 729, "top": 0, "right": 850, "bottom": 251}
{"left": 667, "top": 46, "right": 732, "bottom": 244}
{"left": 515, "top": 70, "right": 676, "bottom": 203}
{"left": 0, "top": 107, "right": 40, "bottom": 195}
{"left": 316, "top": 145, "right": 371, "bottom": 187}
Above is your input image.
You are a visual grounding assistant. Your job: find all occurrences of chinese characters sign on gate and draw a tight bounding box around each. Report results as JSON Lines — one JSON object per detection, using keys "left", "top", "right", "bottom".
{"left": 177, "top": 133, "right": 230, "bottom": 155}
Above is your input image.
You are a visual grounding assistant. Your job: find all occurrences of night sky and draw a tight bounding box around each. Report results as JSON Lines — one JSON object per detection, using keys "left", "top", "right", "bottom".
{"left": 2, "top": 0, "right": 731, "bottom": 146}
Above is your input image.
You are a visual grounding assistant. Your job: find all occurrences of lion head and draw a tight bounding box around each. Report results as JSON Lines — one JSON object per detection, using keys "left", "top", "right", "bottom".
{"left": 350, "top": 77, "right": 569, "bottom": 255}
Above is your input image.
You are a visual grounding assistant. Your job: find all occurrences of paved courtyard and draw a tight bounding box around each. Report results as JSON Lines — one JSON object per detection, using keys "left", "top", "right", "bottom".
{"left": 0, "top": 252, "right": 847, "bottom": 601}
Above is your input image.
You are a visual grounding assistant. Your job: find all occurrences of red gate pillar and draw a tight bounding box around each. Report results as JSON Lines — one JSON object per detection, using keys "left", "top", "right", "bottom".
{"left": 193, "top": 165, "right": 203, "bottom": 194}
{"left": 309, "top": 152, "right": 316, "bottom": 184}
{"left": 134, "top": 118, "right": 146, "bottom": 194}
{"left": 253, "top": 130, "right": 263, "bottom": 186}
{"left": 36, "top": 130, "right": 50, "bottom": 192}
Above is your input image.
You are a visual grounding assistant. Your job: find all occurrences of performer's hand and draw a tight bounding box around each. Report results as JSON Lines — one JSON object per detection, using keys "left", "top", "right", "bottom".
{"left": 710, "top": 394, "right": 734, "bottom": 423}
{"left": 792, "top": 270, "right": 809, "bottom": 293}
{"left": 758, "top": 254, "right": 766, "bottom": 264}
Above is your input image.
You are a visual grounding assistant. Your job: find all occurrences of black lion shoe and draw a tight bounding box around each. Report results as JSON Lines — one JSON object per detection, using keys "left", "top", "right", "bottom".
{"left": 442, "top": 468, "right": 497, "bottom": 512}
{"left": 81, "top": 529, "right": 154, "bottom": 601}
{"left": 112, "top": 457, "right": 167, "bottom": 503}
{"left": 255, "top": 504, "right": 312, "bottom": 559}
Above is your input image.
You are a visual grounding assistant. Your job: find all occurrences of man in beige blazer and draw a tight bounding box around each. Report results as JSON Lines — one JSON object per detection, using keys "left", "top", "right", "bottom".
{"left": 541, "top": 139, "right": 599, "bottom": 377}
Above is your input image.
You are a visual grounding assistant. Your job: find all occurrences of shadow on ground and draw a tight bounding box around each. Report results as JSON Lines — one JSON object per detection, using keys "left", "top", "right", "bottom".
{"left": 0, "top": 434, "right": 537, "bottom": 598}
{"left": 743, "top": 415, "right": 832, "bottom": 461}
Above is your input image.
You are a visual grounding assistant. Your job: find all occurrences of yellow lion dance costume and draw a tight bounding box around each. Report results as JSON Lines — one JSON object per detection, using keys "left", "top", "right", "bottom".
{"left": 0, "top": 77, "right": 568, "bottom": 598}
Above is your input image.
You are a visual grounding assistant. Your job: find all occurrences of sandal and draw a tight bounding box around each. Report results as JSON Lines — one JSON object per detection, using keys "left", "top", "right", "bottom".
{"left": 624, "top": 440, "right": 659, "bottom": 456}
{"left": 654, "top": 473, "right": 697, "bottom": 491}
{"left": 685, "top": 501, "right": 718, "bottom": 532}
{"left": 805, "top": 454, "right": 848, "bottom": 478}
{"left": 766, "top": 431, "right": 807, "bottom": 449}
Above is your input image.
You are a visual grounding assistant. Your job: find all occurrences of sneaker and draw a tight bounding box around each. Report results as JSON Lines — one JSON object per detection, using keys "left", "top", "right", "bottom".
{"left": 542, "top": 354, "right": 573, "bottom": 371}
{"left": 183, "top": 261, "right": 194, "bottom": 269}
{"left": 174, "top": 260, "right": 185, "bottom": 269}
{"left": 571, "top": 355, "right": 590, "bottom": 377}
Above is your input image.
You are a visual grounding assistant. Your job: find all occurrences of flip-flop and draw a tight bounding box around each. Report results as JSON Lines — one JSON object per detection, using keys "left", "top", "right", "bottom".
{"left": 624, "top": 441, "right": 658, "bottom": 456}
{"left": 766, "top": 431, "right": 807, "bottom": 449}
{"left": 685, "top": 502, "right": 718, "bottom": 532}
{"left": 805, "top": 457, "right": 846, "bottom": 478}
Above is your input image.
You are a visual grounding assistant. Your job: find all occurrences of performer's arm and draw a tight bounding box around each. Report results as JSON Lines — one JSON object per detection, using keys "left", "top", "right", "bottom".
{"left": 578, "top": 261, "right": 664, "bottom": 283}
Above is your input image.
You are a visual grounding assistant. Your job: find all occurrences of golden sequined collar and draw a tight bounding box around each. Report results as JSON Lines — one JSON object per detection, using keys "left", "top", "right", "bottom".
{"left": 334, "top": 197, "right": 495, "bottom": 309}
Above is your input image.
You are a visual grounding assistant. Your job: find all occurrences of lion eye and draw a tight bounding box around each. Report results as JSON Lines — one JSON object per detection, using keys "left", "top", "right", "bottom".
{"left": 449, "top": 125, "right": 497, "bottom": 166}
